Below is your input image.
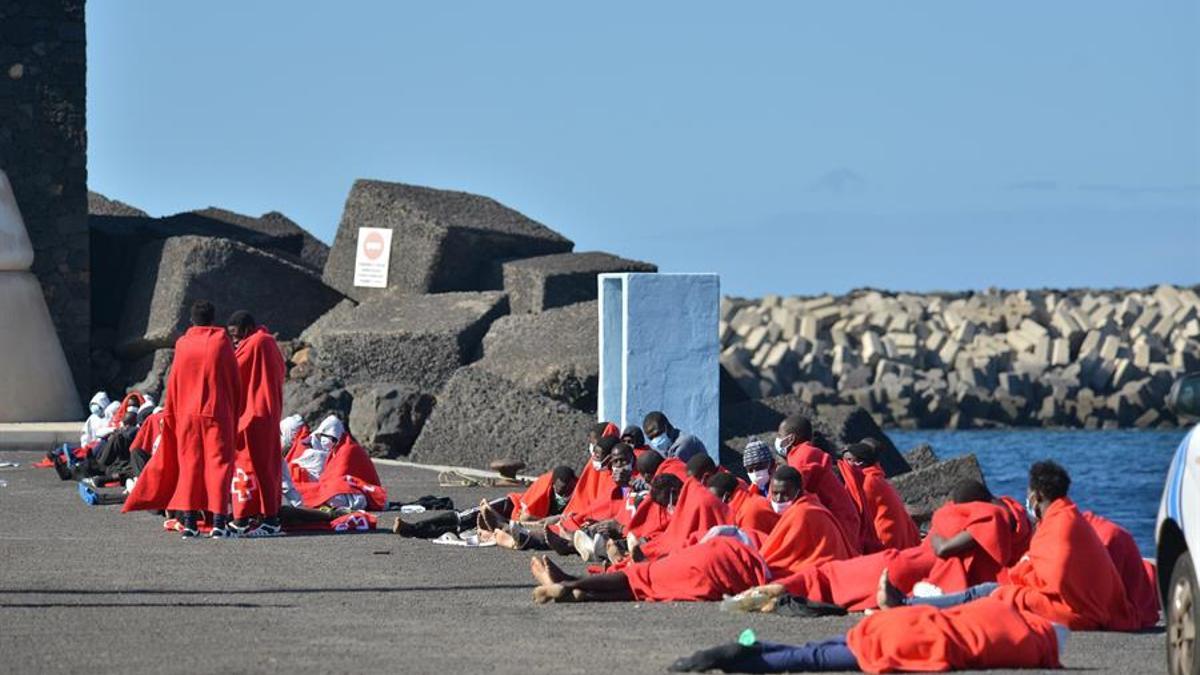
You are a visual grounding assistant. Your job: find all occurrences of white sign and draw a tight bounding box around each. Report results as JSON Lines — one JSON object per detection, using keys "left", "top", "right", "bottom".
{"left": 353, "top": 227, "right": 393, "bottom": 288}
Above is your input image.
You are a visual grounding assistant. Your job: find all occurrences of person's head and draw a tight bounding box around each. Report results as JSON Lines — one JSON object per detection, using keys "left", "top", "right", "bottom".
{"left": 636, "top": 448, "right": 665, "bottom": 479}
{"left": 776, "top": 414, "right": 813, "bottom": 455}
{"left": 742, "top": 438, "right": 775, "bottom": 492}
{"left": 621, "top": 424, "right": 646, "bottom": 448}
{"left": 103, "top": 400, "right": 120, "bottom": 420}
{"left": 706, "top": 472, "right": 739, "bottom": 503}
{"left": 136, "top": 401, "right": 155, "bottom": 426}
{"left": 841, "top": 442, "right": 879, "bottom": 467}
{"left": 88, "top": 391, "right": 111, "bottom": 417}
{"left": 686, "top": 453, "right": 717, "bottom": 484}
{"left": 609, "top": 442, "right": 636, "bottom": 487}
{"left": 590, "top": 436, "right": 618, "bottom": 471}
{"left": 311, "top": 414, "right": 345, "bottom": 452}
{"left": 950, "top": 479, "right": 995, "bottom": 504}
{"left": 120, "top": 407, "right": 138, "bottom": 428}
{"left": 768, "top": 465, "right": 803, "bottom": 513}
{"left": 642, "top": 411, "right": 674, "bottom": 454}
{"left": 649, "top": 474, "right": 684, "bottom": 510}
{"left": 587, "top": 422, "right": 617, "bottom": 463}
{"left": 551, "top": 465, "right": 578, "bottom": 503}
{"left": 279, "top": 414, "right": 305, "bottom": 449}
{"left": 190, "top": 300, "right": 216, "bottom": 327}
{"left": 1027, "top": 460, "right": 1070, "bottom": 520}
{"left": 226, "top": 310, "right": 256, "bottom": 344}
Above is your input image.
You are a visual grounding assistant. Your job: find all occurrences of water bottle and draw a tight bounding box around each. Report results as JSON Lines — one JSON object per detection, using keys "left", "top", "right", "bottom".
{"left": 719, "top": 588, "right": 773, "bottom": 613}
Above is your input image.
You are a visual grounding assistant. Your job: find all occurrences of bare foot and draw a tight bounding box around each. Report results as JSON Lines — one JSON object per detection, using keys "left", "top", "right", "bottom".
{"left": 533, "top": 583, "right": 568, "bottom": 604}
{"left": 876, "top": 569, "right": 905, "bottom": 609}
{"left": 605, "top": 537, "right": 624, "bottom": 563}
{"left": 478, "top": 500, "right": 502, "bottom": 532}
{"left": 531, "top": 556, "right": 553, "bottom": 586}
{"left": 494, "top": 529, "right": 518, "bottom": 549}
{"left": 390, "top": 516, "right": 405, "bottom": 535}
{"left": 540, "top": 555, "right": 571, "bottom": 583}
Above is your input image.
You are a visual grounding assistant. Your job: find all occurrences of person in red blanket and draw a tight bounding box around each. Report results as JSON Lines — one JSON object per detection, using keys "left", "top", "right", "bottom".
{"left": 287, "top": 414, "right": 387, "bottom": 512}
{"left": 878, "top": 460, "right": 1140, "bottom": 632}
{"left": 669, "top": 597, "right": 1067, "bottom": 673}
{"left": 123, "top": 300, "right": 241, "bottom": 539}
{"left": 706, "top": 472, "right": 779, "bottom": 536}
{"left": 775, "top": 414, "right": 862, "bottom": 553}
{"left": 225, "top": 311, "right": 287, "bottom": 537}
{"left": 741, "top": 439, "right": 775, "bottom": 497}
{"left": 840, "top": 440, "right": 921, "bottom": 551}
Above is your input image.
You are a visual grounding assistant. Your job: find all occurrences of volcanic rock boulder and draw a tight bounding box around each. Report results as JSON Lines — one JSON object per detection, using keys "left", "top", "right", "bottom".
{"left": 348, "top": 383, "right": 435, "bottom": 458}
{"left": 409, "top": 366, "right": 594, "bottom": 472}
{"left": 476, "top": 300, "right": 598, "bottom": 411}
{"left": 178, "top": 207, "right": 329, "bottom": 272}
{"left": 323, "top": 180, "right": 574, "bottom": 301}
{"left": 87, "top": 191, "right": 147, "bottom": 217}
{"left": 305, "top": 290, "right": 508, "bottom": 389}
{"left": 903, "top": 443, "right": 939, "bottom": 471}
{"left": 501, "top": 251, "right": 656, "bottom": 314}
{"left": 891, "top": 453, "right": 986, "bottom": 524}
{"left": 115, "top": 235, "right": 344, "bottom": 358}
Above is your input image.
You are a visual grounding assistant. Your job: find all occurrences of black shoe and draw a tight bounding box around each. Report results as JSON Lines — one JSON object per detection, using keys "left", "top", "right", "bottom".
{"left": 669, "top": 643, "right": 755, "bottom": 673}
{"left": 180, "top": 513, "right": 200, "bottom": 540}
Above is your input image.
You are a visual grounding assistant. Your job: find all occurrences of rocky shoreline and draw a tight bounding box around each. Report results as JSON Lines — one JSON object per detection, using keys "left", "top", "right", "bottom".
{"left": 721, "top": 285, "right": 1200, "bottom": 430}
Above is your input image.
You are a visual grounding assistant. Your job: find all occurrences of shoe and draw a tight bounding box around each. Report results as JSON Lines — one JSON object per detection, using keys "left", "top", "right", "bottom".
{"left": 242, "top": 522, "right": 282, "bottom": 538}
{"left": 80, "top": 476, "right": 100, "bottom": 489}
{"left": 573, "top": 529, "right": 598, "bottom": 562}
{"left": 228, "top": 519, "right": 253, "bottom": 536}
{"left": 77, "top": 482, "right": 99, "bottom": 506}
{"left": 163, "top": 517, "right": 181, "bottom": 532}
{"left": 209, "top": 526, "right": 233, "bottom": 539}
{"left": 180, "top": 525, "right": 200, "bottom": 539}
{"left": 124, "top": 478, "right": 135, "bottom": 494}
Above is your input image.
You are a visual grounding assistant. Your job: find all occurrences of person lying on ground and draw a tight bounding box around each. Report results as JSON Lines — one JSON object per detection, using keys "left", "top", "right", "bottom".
{"left": 669, "top": 597, "right": 1067, "bottom": 673}
{"left": 877, "top": 460, "right": 1140, "bottom": 632}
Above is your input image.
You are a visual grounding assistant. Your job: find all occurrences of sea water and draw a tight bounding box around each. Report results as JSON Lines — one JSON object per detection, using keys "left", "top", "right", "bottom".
{"left": 887, "top": 428, "right": 1190, "bottom": 556}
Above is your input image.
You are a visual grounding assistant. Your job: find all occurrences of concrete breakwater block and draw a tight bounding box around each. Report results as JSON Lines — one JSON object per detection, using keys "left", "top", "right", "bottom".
{"left": 476, "top": 300, "right": 599, "bottom": 412}
{"left": 409, "top": 366, "right": 594, "bottom": 472}
{"left": 891, "top": 453, "right": 986, "bottom": 523}
{"left": 306, "top": 290, "right": 509, "bottom": 389}
{"left": 323, "top": 180, "right": 573, "bottom": 301}
{"left": 502, "top": 251, "right": 656, "bottom": 314}
{"left": 115, "top": 236, "right": 344, "bottom": 358}
{"left": 348, "top": 383, "right": 435, "bottom": 458}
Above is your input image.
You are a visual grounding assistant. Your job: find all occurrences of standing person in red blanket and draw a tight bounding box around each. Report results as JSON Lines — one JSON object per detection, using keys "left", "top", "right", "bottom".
{"left": 878, "top": 460, "right": 1140, "bottom": 632}
{"left": 225, "top": 311, "right": 287, "bottom": 537}
{"left": 124, "top": 300, "right": 241, "bottom": 539}
{"left": 776, "top": 415, "right": 862, "bottom": 553}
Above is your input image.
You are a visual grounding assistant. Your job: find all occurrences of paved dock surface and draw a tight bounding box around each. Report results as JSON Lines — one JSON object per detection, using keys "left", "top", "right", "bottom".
{"left": 0, "top": 450, "right": 1166, "bottom": 674}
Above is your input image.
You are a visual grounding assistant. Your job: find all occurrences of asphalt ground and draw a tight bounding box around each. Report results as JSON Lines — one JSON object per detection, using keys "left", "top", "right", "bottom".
{"left": 0, "top": 450, "right": 1167, "bottom": 674}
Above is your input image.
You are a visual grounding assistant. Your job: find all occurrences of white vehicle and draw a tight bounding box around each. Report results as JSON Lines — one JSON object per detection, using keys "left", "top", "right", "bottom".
{"left": 1160, "top": 372, "right": 1200, "bottom": 675}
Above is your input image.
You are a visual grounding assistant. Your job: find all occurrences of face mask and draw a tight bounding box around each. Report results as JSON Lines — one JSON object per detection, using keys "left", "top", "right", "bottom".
{"left": 90, "top": 404, "right": 102, "bottom": 416}
{"left": 552, "top": 492, "right": 569, "bottom": 511}
{"left": 774, "top": 437, "right": 789, "bottom": 455}
{"left": 648, "top": 433, "right": 671, "bottom": 453}
{"left": 666, "top": 496, "right": 677, "bottom": 515}
{"left": 591, "top": 458, "right": 604, "bottom": 471}
{"left": 1024, "top": 494, "right": 1039, "bottom": 524}
{"left": 748, "top": 469, "right": 771, "bottom": 491}
{"left": 770, "top": 498, "right": 793, "bottom": 514}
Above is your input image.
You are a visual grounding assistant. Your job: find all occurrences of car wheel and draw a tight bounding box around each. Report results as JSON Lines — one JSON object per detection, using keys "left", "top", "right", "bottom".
{"left": 1168, "top": 551, "right": 1199, "bottom": 675}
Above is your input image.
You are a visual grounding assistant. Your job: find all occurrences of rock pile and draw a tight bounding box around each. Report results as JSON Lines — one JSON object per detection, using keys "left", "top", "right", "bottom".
{"left": 721, "top": 287, "right": 1200, "bottom": 429}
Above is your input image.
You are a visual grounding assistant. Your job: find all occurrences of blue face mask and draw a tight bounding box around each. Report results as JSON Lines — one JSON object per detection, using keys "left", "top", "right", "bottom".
{"left": 648, "top": 433, "right": 671, "bottom": 454}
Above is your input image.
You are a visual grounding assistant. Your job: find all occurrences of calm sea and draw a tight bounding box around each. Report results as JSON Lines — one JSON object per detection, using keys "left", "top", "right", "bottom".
{"left": 887, "top": 427, "right": 1191, "bottom": 557}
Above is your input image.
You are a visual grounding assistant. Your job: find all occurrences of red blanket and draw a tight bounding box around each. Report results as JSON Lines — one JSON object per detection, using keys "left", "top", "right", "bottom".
{"left": 624, "top": 536, "right": 769, "bottom": 602}
{"left": 232, "top": 328, "right": 286, "bottom": 520}
{"left": 760, "top": 495, "right": 855, "bottom": 578}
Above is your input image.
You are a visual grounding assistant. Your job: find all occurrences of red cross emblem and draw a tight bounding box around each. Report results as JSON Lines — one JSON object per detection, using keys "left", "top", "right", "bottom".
{"left": 231, "top": 468, "right": 258, "bottom": 503}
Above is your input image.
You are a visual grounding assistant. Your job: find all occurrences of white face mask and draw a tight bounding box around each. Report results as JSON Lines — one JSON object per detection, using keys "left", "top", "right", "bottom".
{"left": 1025, "top": 494, "right": 1039, "bottom": 524}
{"left": 774, "top": 437, "right": 790, "bottom": 455}
{"left": 748, "top": 469, "right": 771, "bottom": 491}
{"left": 591, "top": 458, "right": 604, "bottom": 471}
{"left": 770, "top": 498, "right": 793, "bottom": 514}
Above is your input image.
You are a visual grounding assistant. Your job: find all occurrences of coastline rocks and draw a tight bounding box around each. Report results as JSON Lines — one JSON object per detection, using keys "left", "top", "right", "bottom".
{"left": 721, "top": 286, "right": 1200, "bottom": 429}
{"left": 348, "top": 383, "right": 435, "bottom": 458}
{"left": 891, "top": 453, "right": 986, "bottom": 524}
{"left": 322, "top": 180, "right": 573, "bottom": 301}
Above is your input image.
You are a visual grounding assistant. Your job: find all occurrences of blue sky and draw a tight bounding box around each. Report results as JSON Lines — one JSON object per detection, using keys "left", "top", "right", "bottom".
{"left": 87, "top": 2, "right": 1198, "bottom": 297}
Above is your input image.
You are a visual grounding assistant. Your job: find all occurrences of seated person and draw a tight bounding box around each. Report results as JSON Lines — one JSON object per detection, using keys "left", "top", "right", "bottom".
{"left": 643, "top": 411, "right": 706, "bottom": 462}
{"left": 839, "top": 440, "right": 921, "bottom": 551}
{"left": 878, "top": 460, "right": 1140, "bottom": 632}
{"left": 776, "top": 414, "right": 862, "bottom": 553}
{"left": 392, "top": 466, "right": 578, "bottom": 540}
{"left": 757, "top": 467, "right": 855, "bottom": 577}
{"left": 742, "top": 438, "right": 774, "bottom": 497}
{"left": 707, "top": 472, "right": 778, "bottom": 536}
{"left": 670, "top": 597, "right": 1067, "bottom": 673}
{"left": 286, "top": 414, "right": 387, "bottom": 512}
{"left": 80, "top": 391, "right": 113, "bottom": 448}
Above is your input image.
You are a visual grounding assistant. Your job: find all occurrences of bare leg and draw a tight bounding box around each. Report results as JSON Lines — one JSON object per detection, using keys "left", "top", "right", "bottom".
{"left": 552, "top": 572, "right": 636, "bottom": 602}
{"left": 531, "top": 555, "right": 575, "bottom": 586}
{"left": 279, "top": 505, "right": 334, "bottom": 524}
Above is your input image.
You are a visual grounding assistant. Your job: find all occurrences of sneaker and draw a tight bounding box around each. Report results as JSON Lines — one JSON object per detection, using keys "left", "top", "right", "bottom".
{"left": 180, "top": 525, "right": 200, "bottom": 539}
{"left": 209, "top": 526, "right": 233, "bottom": 539}
{"left": 573, "top": 529, "right": 598, "bottom": 562}
{"left": 80, "top": 476, "right": 100, "bottom": 489}
{"left": 242, "top": 522, "right": 282, "bottom": 538}
{"left": 124, "top": 478, "right": 135, "bottom": 494}
{"left": 228, "top": 519, "right": 254, "bottom": 536}
{"left": 77, "top": 482, "right": 100, "bottom": 506}
{"left": 163, "top": 517, "right": 182, "bottom": 532}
